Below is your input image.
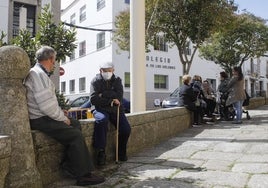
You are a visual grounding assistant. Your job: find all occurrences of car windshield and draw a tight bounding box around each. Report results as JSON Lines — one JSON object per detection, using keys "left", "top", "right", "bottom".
{"left": 70, "top": 96, "right": 89, "bottom": 107}
{"left": 170, "top": 87, "right": 180, "bottom": 97}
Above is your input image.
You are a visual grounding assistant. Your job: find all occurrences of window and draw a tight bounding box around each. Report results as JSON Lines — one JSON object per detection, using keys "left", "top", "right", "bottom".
{"left": 70, "top": 50, "right": 75, "bottom": 61}
{"left": 69, "top": 79, "right": 75, "bottom": 93}
{"left": 61, "top": 81, "right": 66, "bottom": 93}
{"left": 182, "top": 42, "right": 191, "bottom": 55}
{"left": 80, "top": 5, "right": 86, "bottom": 22}
{"left": 79, "top": 41, "right": 86, "bottom": 57}
{"left": 124, "top": 72, "right": 130, "bottom": 87}
{"left": 13, "top": 2, "right": 36, "bottom": 37}
{"left": 97, "top": 32, "right": 105, "bottom": 50}
{"left": 154, "top": 75, "right": 168, "bottom": 89}
{"left": 154, "top": 35, "right": 168, "bottom": 52}
{"left": 79, "top": 77, "right": 86, "bottom": 92}
{"left": 70, "top": 13, "right": 76, "bottom": 25}
{"left": 97, "top": 0, "right": 105, "bottom": 11}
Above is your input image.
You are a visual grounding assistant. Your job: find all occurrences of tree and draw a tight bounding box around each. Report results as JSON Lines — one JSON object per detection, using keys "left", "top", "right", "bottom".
{"left": 11, "top": 4, "right": 77, "bottom": 66}
{"left": 35, "top": 5, "right": 77, "bottom": 63}
{"left": 199, "top": 13, "right": 268, "bottom": 74}
{"left": 0, "top": 31, "right": 7, "bottom": 47}
{"left": 113, "top": 0, "right": 234, "bottom": 75}
{"left": 12, "top": 30, "right": 37, "bottom": 64}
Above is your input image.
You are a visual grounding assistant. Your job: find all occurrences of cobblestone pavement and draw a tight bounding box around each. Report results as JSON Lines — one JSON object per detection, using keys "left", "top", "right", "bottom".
{"left": 51, "top": 105, "right": 268, "bottom": 188}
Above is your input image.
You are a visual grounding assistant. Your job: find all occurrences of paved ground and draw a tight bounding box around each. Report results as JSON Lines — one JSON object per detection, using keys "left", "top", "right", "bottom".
{"left": 51, "top": 105, "right": 268, "bottom": 188}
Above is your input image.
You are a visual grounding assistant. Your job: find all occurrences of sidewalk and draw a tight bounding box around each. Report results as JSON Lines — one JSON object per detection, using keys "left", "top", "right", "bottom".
{"left": 53, "top": 105, "right": 268, "bottom": 188}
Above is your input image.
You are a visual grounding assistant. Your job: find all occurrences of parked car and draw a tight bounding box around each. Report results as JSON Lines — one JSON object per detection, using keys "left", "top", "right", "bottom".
{"left": 79, "top": 98, "right": 130, "bottom": 113}
{"left": 69, "top": 96, "right": 89, "bottom": 108}
{"left": 161, "top": 87, "right": 180, "bottom": 108}
{"left": 68, "top": 98, "right": 130, "bottom": 120}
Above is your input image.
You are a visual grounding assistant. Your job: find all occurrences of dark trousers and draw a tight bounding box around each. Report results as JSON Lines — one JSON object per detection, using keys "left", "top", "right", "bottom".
{"left": 185, "top": 103, "right": 203, "bottom": 124}
{"left": 92, "top": 109, "right": 131, "bottom": 157}
{"left": 204, "top": 98, "right": 216, "bottom": 117}
{"left": 30, "top": 116, "right": 93, "bottom": 178}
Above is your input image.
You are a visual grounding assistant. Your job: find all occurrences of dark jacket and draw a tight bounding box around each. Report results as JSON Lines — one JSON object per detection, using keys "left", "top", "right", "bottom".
{"left": 90, "top": 74, "right": 124, "bottom": 113}
{"left": 178, "top": 83, "right": 197, "bottom": 111}
{"left": 217, "top": 78, "right": 229, "bottom": 93}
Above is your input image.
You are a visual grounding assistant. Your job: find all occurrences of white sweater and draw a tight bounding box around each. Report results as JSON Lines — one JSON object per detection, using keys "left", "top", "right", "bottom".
{"left": 24, "top": 63, "right": 67, "bottom": 122}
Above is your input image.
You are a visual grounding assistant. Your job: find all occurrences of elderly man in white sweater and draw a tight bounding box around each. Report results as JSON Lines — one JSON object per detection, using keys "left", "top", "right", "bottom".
{"left": 24, "top": 46, "right": 104, "bottom": 186}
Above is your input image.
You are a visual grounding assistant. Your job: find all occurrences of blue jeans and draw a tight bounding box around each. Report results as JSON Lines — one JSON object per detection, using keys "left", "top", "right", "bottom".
{"left": 93, "top": 109, "right": 131, "bottom": 157}
{"left": 233, "top": 100, "right": 243, "bottom": 122}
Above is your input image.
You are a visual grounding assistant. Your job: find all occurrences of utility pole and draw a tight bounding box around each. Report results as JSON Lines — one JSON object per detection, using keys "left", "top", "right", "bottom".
{"left": 130, "top": 0, "right": 146, "bottom": 112}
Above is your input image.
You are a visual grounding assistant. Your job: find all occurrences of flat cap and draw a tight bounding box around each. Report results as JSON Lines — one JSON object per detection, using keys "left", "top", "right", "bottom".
{"left": 100, "top": 62, "right": 114, "bottom": 69}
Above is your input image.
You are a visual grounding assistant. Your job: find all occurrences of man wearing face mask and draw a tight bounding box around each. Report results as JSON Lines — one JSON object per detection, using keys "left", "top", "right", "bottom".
{"left": 90, "top": 62, "right": 131, "bottom": 166}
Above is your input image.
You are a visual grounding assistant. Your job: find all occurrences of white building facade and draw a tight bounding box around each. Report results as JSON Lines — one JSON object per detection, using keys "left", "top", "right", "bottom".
{"left": 60, "top": 0, "right": 268, "bottom": 109}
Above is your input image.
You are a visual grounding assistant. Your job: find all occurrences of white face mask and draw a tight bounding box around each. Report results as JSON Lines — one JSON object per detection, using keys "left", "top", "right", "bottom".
{"left": 101, "top": 72, "right": 113, "bottom": 80}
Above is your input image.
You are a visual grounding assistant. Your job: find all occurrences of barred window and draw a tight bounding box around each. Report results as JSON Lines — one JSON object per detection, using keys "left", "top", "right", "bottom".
{"left": 79, "top": 41, "right": 86, "bottom": 57}
{"left": 80, "top": 5, "right": 86, "bottom": 22}
{"left": 97, "top": 0, "right": 105, "bottom": 11}
{"left": 124, "top": 72, "right": 130, "bottom": 88}
{"left": 154, "top": 75, "right": 168, "bottom": 89}
{"left": 97, "top": 32, "right": 105, "bottom": 50}
{"left": 154, "top": 35, "right": 168, "bottom": 52}
{"left": 61, "top": 81, "right": 66, "bottom": 93}
{"left": 69, "top": 79, "right": 75, "bottom": 93}
{"left": 79, "top": 77, "right": 86, "bottom": 92}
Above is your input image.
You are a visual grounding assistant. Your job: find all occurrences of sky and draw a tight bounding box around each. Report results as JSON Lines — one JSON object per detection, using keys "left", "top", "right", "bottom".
{"left": 61, "top": 0, "right": 268, "bottom": 21}
{"left": 234, "top": 0, "right": 268, "bottom": 21}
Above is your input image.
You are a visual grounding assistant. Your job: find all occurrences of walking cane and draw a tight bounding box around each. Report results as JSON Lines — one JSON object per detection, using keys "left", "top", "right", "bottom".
{"left": 115, "top": 105, "right": 120, "bottom": 164}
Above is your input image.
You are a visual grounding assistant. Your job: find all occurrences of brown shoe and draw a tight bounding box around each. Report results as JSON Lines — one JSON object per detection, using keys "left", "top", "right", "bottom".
{"left": 76, "top": 173, "right": 105, "bottom": 186}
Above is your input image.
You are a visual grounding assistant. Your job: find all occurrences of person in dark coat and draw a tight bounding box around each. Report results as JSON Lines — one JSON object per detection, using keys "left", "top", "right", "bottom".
{"left": 90, "top": 62, "right": 131, "bottom": 166}
{"left": 178, "top": 75, "right": 203, "bottom": 126}
{"left": 217, "top": 71, "right": 230, "bottom": 120}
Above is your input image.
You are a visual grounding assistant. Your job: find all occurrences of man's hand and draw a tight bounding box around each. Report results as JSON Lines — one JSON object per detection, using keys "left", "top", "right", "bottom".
{"left": 64, "top": 118, "right": 71, "bottom": 126}
{"left": 63, "top": 110, "right": 68, "bottom": 116}
{"left": 111, "top": 99, "right": 120, "bottom": 106}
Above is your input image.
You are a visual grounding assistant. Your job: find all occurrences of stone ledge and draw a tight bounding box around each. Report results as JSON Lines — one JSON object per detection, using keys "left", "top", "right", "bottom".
{"left": 0, "top": 135, "right": 11, "bottom": 188}
{"left": 31, "top": 107, "right": 191, "bottom": 186}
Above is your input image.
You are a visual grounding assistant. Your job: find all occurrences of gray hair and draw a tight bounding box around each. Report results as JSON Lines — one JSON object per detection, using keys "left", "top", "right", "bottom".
{"left": 36, "top": 46, "right": 56, "bottom": 62}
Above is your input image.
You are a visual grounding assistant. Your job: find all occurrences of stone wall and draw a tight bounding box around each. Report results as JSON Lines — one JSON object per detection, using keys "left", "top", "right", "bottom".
{"left": 0, "top": 46, "right": 42, "bottom": 188}
{"left": 244, "top": 97, "right": 266, "bottom": 110}
{"left": 0, "top": 136, "right": 11, "bottom": 188}
{"left": 0, "top": 44, "right": 266, "bottom": 188}
{"left": 31, "top": 107, "right": 191, "bottom": 186}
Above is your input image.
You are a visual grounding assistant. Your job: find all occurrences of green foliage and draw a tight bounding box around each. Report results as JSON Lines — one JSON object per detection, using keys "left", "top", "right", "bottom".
{"left": 0, "top": 31, "right": 7, "bottom": 47}
{"left": 56, "top": 91, "right": 70, "bottom": 110}
{"left": 36, "top": 5, "right": 77, "bottom": 63}
{"left": 199, "top": 13, "right": 268, "bottom": 74}
{"left": 113, "top": 0, "right": 234, "bottom": 74}
{"left": 11, "top": 4, "right": 76, "bottom": 66}
{"left": 113, "top": 11, "right": 130, "bottom": 51}
{"left": 12, "top": 30, "right": 37, "bottom": 65}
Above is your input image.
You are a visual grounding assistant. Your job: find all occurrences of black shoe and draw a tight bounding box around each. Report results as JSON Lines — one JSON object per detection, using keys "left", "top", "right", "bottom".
{"left": 119, "top": 155, "right": 128, "bottom": 162}
{"left": 76, "top": 173, "right": 105, "bottom": 186}
{"left": 97, "top": 150, "right": 106, "bottom": 166}
{"left": 192, "top": 123, "right": 202, "bottom": 127}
